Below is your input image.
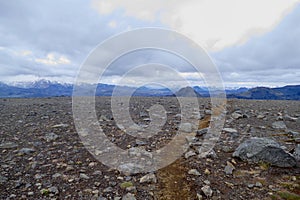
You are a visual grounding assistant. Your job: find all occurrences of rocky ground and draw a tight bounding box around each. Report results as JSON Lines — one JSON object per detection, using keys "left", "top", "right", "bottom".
{"left": 0, "top": 97, "right": 300, "bottom": 200}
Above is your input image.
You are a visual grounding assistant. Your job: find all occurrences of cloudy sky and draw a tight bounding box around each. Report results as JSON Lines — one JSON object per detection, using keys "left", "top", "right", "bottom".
{"left": 0, "top": 0, "right": 300, "bottom": 88}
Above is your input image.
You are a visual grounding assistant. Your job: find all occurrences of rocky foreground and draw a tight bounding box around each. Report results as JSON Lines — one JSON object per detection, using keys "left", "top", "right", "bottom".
{"left": 0, "top": 97, "right": 300, "bottom": 200}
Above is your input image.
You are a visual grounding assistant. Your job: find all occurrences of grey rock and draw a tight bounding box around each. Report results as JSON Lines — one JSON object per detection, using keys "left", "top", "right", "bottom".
{"left": 284, "top": 115, "right": 298, "bottom": 122}
{"left": 188, "top": 169, "right": 201, "bottom": 176}
{"left": 185, "top": 150, "right": 196, "bottom": 159}
{"left": 196, "top": 128, "right": 208, "bottom": 136}
{"left": 201, "top": 185, "right": 213, "bottom": 197}
{"left": 0, "top": 175, "right": 8, "bottom": 184}
{"left": 233, "top": 137, "right": 296, "bottom": 167}
{"left": 180, "top": 123, "right": 192, "bottom": 133}
{"left": 122, "top": 193, "right": 136, "bottom": 200}
{"left": 288, "top": 130, "right": 300, "bottom": 138}
{"left": 118, "top": 163, "right": 144, "bottom": 174}
{"left": 224, "top": 162, "right": 235, "bottom": 175}
{"left": 19, "top": 148, "right": 35, "bottom": 154}
{"left": 139, "top": 173, "right": 157, "bottom": 183}
{"left": 198, "top": 149, "right": 218, "bottom": 159}
{"left": 0, "top": 142, "right": 18, "bottom": 149}
{"left": 231, "top": 112, "right": 243, "bottom": 119}
{"left": 257, "top": 114, "right": 266, "bottom": 119}
{"left": 48, "top": 186, "right": 59, "bottom": 194}
{"left": 44, "top": 132, "right": 59, "bottom": 142}
{"left": 255, "top": 182, "right": 263, "bottom": 187}
{"left": 52, "top": 123, "right": 69, "bottom": 128}
{"left": 272, "top": 121, "right": 287, "bottom": 130}
{"left": 103, "top": 187, "right": 113, "bottom": 193}
{"left": 52, "top": 173, "right": 62, "bottom": 178}
{"left": 223, "top": 128, "right": 238, "bottom": 134}
{"left": 80, "top": 173, "right": 90, "bottom": 180}
{"left": 293, "top": 144, "right": 300, "bottom": 161}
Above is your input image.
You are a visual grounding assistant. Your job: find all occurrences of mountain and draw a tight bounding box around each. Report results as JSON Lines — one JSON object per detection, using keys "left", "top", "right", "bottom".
{"left": 175, "top": 86, "right": 201, "bottom": 97}
{"left": 228, "top": 85, "right": 300, "bottom": 100}
{"left": 0, "top": 80, "right": 299, "bottom": 100}
{"left": 0, "top": 80, "right": 73, "bottom": 98}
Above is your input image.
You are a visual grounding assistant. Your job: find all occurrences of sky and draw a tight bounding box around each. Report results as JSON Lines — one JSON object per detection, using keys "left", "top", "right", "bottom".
{"left": 0, "top": 0, "right": 300, "bottom": 88}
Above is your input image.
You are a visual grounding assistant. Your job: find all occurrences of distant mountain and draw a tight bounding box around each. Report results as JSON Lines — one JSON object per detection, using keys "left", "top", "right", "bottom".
{"left": 0, "top": 80, "right": 73, "bottom": 98}
{"left": 228, "top": 85, "right": 300, "bottom": 100}
{"left": 0, "top": 81, "right": 174, "bottom": 98}
{"left": 0, "top": 80, "right": 299, "bottom": 100}
{"left": 175, "top": 86, "right": 201, "bottom": 97}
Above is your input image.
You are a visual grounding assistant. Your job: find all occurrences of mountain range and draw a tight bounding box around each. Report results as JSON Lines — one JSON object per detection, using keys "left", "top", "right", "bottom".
{"left": 0, "top": 80, "right": 299, "bottom": 100}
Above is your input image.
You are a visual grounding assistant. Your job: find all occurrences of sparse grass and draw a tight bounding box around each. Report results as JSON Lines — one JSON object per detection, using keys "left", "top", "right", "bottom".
{"left": 277, "top": 191, "right": 300, "bottom": 200}
{"left": 259, "top": 161, "right": 271, "bottom": 170}
{"left": 280, "top": 182, "right": 300, "bottom": 191}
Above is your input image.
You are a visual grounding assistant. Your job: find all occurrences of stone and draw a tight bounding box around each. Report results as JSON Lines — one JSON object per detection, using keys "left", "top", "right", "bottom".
{"left": 139, "top": 173, "right": 157, "bottom": 183}
{"left": 52, "top": 123, "right": 69, "bottom": 128}
{"left": 188, "top": 169, "right": 201, "bottom": 176}
{"left": 284, "top": 115, "right": 298, "bottom": 122}
{"left": 197, "top": 193, "right": 203, "bottom": 200}
{"left": 201, "top": 185, "right": 213, "bottom": 197}
{"left": 255, "top": 182, "right": 263, "bottom": 187}
{"left": 196, "top": 128, "right": 208, "bottom": 136}
{"left": 272, "top": 121, "right": 287, "bottom": 130}
{"left": 185, "top": 150, "right": 196, "bottom": 159}
{"left": 224, "top": 161, "right": 235, "bottom": 175}
{"left": 0, "top": 142, "right": 18, "bottom": 149}
{"left": 48, "top": 186, "right": 59, "bottom": 194}
{"left": 204, "top": 169, "right": 211, "bottom": 175}
{"left": 231, "top": 112, "right": 243, "bottom": 119}
{"left": 19, "top": 148, "right": 35, "bottom": 155}
{"left": 223, "top": 128, "right": 238, "bottom": 134}
{"left": 180, "top": 123, "right": 192, "bottom": 133}
{"left": 257, "top": 114, "right": 266, "bottom": 119}
{"left": 28, "top": 192, "right": 34, "bottom": 196}
{"left": 122, "top": 193, "right": 136, "bottom": 200}
{"left": 233, "top": 137, "right": 296, "bottom": 167}
{"left": 288, "top": 130, "right": 300, "bottom": 138}
{"left": 52, "top": 173, "right": 61, "bottom": 178}
{"left": 293, "top": 144, "right": 300, "bottom": 161}
{"left": 0, "top": 175, "right": 8, "bottom": 184}
{"left": 44, "top": 132, "right": 59, "bottom": 142}
{"left": 80, "top": 173, "right": 90, "bottom": 180}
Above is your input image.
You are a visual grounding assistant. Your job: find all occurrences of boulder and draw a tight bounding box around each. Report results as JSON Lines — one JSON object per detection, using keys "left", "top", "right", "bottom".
{"left": 233, "top": 137, "right": 296, "bottom": 167}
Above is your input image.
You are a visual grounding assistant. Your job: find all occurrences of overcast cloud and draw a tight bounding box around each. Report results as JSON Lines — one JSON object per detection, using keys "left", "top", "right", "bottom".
{"left": 0, "top": 0, "right": 299, "bottom": 88}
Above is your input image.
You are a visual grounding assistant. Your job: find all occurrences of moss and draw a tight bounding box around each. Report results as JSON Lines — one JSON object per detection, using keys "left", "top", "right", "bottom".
{"left": 40, "top": 189, "right": 49, "bottom": 195}
{"left": 120, "top": 181, "right": 133, "bottom": 189}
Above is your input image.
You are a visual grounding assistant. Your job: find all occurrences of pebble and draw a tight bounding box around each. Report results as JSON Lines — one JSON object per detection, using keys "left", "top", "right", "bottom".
{"left": 139, "top": 173, "right": 157, "bottom": 183}
{"left": 204, "top": 168, "right": 211, "bottom": 175}
{"left": 122, "top": 193, "right": 136, "bottom": 200}
{"left": 180, "top": 123, "right": 193, "bottom": 132}
{"left": 224, "top": 161, "right": 235, "bottom": 175}
{"left": 80, "top": 173, "right": 90, "bottom": 180}
{"left": 201, "top": 185, "right": 213, "bottom": 197}
{"left": 185, "top": 150, "right": 196, "bottom": 159}
{"left": 188, "top": 169, "right": 201, "bottom": 176}
{"left": 196, "top": 128, "right": 208, "bottom": 136}
{"left": 19, "top": 148, "right": 35, "bottom": 155}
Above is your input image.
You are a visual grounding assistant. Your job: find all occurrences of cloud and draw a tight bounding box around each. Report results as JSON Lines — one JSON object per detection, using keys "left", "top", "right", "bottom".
{"left": 213, "top": 4, "right": 300, "bottom": 87}
{"left": 92, "top": 0, "right": 300, "bottom": 51}
{"left": 35, "top": 53, "right": 71, "bottom": 66}
{"left": 0, "top": 0, "right": 299, "bottom": 88}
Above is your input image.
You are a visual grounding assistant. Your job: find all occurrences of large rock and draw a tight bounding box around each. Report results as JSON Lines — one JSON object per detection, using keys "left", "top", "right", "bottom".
{"left": 272, "top": 121, "right": 287, "bottom": 130}
{"left": 233, "top": 137, "right": 296, "bottom": 167}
